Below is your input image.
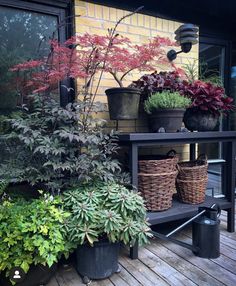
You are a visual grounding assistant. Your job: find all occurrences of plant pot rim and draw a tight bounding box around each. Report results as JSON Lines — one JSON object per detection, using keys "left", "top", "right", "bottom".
{"left": 148, "top": 108, "right": 186, "bottom": 114}
{"left": 105, "top": 87, "right": 141, "bottom": 94}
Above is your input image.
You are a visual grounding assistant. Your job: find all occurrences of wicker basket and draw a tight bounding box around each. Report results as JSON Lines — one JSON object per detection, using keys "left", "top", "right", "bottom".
{"left": 177, "top": 154, "right": 208, "bottom": 181}
{"left": 176, "top": 178, "right": 207, "bottom": 204}
{"left": 138, "top": 170, "right": 178, "bottom": 211}
{"left": 139, "top": 150, "right": 179, "bottom": 174}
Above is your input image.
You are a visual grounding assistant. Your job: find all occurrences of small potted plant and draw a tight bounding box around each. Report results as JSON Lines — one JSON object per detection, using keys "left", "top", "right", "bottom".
{"left": 144, "top": 90, "right": 191, "bottom": 132}
{"left": 183, "top": 80, "right": 235, "bottom": 131}
{"left": 0, "top": 193, "right": 75, "bottom": 286}
{"left": 63, "top": 181, "right": 151, "bottom": 284}
{"left": 104, "top": 35, "right": 174, "bottom": 120}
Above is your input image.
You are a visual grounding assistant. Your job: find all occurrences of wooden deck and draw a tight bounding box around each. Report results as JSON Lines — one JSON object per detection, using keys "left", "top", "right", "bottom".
{"left": 47, "top": 207, "right": 236, "bottom": 286}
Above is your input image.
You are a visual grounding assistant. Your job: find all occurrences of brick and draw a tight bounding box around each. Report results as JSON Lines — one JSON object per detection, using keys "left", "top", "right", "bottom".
{"left": 76, "top": 25, "right": 89, "bottom": 34}
{"left": 109, "top": 7, "right": 117, "bottom": 21}
{"left": 137, "top": 14, "right": 144, "bottom": 26}
{"left": 94, "top": 4, "right": 103, "bottom": 19}
{"left": 119, "top": 32, "right": 140, "bottom": 43}
{"left": 75, "top": 6, "right": 87, "bottom": 16}
{"left": 131, "top": 14, "right": 138, "bottom": 26}
{"left": 140, "top": 35, "right": 151, "bottom": 43}
{"left": 152, "top": 30, "right": 173, "bottom": 39}
{"left": 103, "top": 6, "right": 110, "bottom": 20}
{"left": 144, "top": 15, "right": 150, "bottom": 28}
{"left": 128, "top": 26, "right": 151, "bottom": 36}
{"left": 103, "top": 22, "right": 127, "bottom": 33}
{"left": 87, "top": 3, "right": 95, "bottom": 17}
{"left": 117, "top": 9, "right": 124, "bottom": 21}
{"left": 76, "top": 0, "right": 86, "bottom": 7}
{"left": 168, "top": 21, "right": 175, "bottom": 33}
{"left": 157, "top": 18, "right": 163, "bottom": 30}
{"left": 150, "top": 17, "right": 157, "bottom": 29}
{"left": 78, "top": 18, "right": 102, "bottom": 28}
{"left": 89, "top": 27, "right": 107, "bottom": 36}
{"left": 162, "top": 19, "right": 169, "bottom": 31}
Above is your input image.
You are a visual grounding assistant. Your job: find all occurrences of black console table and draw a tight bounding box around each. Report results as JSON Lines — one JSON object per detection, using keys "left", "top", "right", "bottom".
{"left": 119, "top": 131, "right": 236, "bottom": 259}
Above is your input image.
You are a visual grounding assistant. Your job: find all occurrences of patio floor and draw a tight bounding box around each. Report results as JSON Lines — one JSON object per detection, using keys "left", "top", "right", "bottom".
{"left": 47, "top": 207, "right": 236, "bottom": 286}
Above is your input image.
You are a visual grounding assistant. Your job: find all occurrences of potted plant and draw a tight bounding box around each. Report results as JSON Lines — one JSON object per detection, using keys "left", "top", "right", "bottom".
{"left": 104, "top": 34, "right": 174, "bottom": 120}
{"left": 63, "top": 181, "right": 151, "bottom": 284}
{"left": 144, "top": 90, "right": 191, "bottom": 132}
{"left": 182, "top": 80, "right": 235, "bottom": 131}
{"left": 0, "top": 193, "right": 75, "bottom": 286}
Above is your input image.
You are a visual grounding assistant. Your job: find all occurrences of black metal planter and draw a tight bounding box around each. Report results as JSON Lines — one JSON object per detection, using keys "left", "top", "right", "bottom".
{"left": 76, "top": 241, "right": 120, "bottom": 284}
{"left": 0, "top": 264, "right": 57, "bottom": 286}
{"left": 105, "top": 87, "right": 141, "bottom": 120}
{"left": 148, "top": 108, "right": 186, "bottom": 132}
{"left": 183, "top": 108, "right": 219, "bottom": 131}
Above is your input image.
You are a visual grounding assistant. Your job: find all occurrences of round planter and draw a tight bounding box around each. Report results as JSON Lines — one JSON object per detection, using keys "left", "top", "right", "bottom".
{"left": 183, "top": 108, "right": 219, "bottom": 131}
{"left": 105, "top": 87, "right": 141, "bottom": 120}
{"left": 0, "top": 264, "right": 57, "bottom": 286}
{"left": 148, "top": 109, "right": 186, "bottom": 132}
{"left": 76, "top": 241, "right": 120, "bottom": 282}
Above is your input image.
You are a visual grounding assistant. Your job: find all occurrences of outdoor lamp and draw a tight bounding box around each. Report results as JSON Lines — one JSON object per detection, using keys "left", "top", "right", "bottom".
{"left": 167, "top": 23, "right": 199, "bottom": 61}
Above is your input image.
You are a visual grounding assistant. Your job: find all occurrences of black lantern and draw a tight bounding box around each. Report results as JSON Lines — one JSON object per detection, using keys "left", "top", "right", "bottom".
{"left": 167, "top": 23, "right": 199, "bottom": 61}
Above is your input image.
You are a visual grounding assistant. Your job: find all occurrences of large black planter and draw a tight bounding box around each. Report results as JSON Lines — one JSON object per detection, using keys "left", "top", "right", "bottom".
{"left": 183, "top": 108, "right": 219, "bottom": 131}
{"left": 105, "top": 87, "right": 141, "bottom": 120}
{"left": 148, "top": 108, "right": 186, "bottom": 132}
{"left": 0, "top": 264, "right": 57, "bottom": 286}
{"left": 76, "top": 241, "right": 120, "bottom": 283}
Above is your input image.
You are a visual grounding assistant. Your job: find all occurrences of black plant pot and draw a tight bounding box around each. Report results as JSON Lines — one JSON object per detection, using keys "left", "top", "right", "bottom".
{"left": 183, "top": 108, "right": 219, "bottom": 131}
{"left": 0, "top": 264, "right": 57, "bottom": 286}
{"left": 76, "top": 241, "right": 120, "bottom": 283}
{"left": 148, "top": 108, "right": 186, "bottom": 132}
{"left": 105, "top": 87, "right": 141, "bottom": 120}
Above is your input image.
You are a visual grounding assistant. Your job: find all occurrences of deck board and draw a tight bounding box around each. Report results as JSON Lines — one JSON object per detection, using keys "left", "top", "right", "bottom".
{"left": 47, "top": 207, "right": 236, "bottom": 286}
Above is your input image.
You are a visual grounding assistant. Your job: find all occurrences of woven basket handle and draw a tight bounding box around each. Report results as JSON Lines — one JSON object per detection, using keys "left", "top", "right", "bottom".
{"left": 197, "top": 154, "right": 208, "bottom": 163}
{"left": 166, "top": 149, "right": 177, "bottom": 157}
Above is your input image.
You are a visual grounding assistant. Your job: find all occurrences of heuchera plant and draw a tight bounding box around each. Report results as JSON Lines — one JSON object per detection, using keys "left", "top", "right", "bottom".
{"left": 131, "top": 69, "right": 235, "bottom": 116}
{"left": 183, "top": 80, "right": 234, "bottom": 116}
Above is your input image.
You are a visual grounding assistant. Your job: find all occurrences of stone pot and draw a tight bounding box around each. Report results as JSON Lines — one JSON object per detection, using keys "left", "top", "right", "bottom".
{"left": 183, "top": 108, "right": 219, "bottom": 131}
{"left": 148, "top": 108, "right": 186, "bottom": 132}
{"left": 105, "top": 87, "right": 141, "bottom": 120}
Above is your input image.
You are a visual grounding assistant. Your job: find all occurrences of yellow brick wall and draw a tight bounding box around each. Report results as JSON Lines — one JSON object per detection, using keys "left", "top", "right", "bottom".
{"left": 74, "top": 0, "right": 199, "bottom": 160}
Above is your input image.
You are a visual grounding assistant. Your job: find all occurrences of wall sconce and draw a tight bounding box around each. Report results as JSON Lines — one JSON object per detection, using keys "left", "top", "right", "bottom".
{"left": 167, "top": 24, "right": 199, "bottom": 61}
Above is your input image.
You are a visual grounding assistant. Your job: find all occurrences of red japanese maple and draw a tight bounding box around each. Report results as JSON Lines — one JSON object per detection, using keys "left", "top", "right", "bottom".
{"left": 104, "top": 35, "right": 175, "bottom": 87}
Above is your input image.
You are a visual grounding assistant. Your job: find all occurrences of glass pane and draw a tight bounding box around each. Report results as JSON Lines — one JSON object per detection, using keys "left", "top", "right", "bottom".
{"left": 206, "top": 164, "right": 223, "bottom": 197}
{"left": 198, "top": 43, "right": 225, "bottom": 160}
{"left": 198, "top": 42, "right": 226, "bottom": 197}
{"left": 230, "top": 43, "right": 236, "bottom": 130}
{"left": 0, "top": 6, "right": 58, "bottom": 114}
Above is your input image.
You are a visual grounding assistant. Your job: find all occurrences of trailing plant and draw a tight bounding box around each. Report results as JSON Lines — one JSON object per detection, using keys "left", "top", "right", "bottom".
{"left": 63, "top": 181, "right": 152, "bottom": 246}
{"left": 144, "top": 91, "right": 191, "bottom": 114}
{"left": 0, "top": 194, "right": 75, "bottom": 281}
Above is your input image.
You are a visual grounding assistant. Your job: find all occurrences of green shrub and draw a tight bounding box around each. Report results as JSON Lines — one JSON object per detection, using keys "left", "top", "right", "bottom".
{"left": 63, "top": 181, "right": 152, "bottom": 247}
{"left": 144, "top": 91, "right": 191, "bottom": 114}
{"left": 0, "top": 194, "right": 75, "bottom": 280}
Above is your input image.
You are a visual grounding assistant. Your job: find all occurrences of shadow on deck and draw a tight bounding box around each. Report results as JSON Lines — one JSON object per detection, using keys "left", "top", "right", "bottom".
{"left": 47, "top": 203, "right": 236, "bottom": 286}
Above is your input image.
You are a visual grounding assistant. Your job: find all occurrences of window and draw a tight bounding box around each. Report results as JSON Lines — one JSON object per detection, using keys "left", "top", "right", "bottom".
{"left": 0, "top": 0, "right": 71, "bottom": 114}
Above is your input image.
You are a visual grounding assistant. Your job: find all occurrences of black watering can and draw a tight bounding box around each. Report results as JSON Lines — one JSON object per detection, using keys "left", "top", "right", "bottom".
{"left": 152, "top": 204, "right": 221, "bottom": 258}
